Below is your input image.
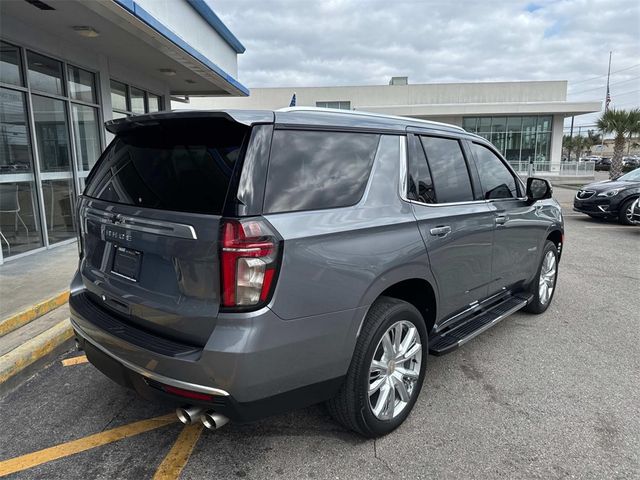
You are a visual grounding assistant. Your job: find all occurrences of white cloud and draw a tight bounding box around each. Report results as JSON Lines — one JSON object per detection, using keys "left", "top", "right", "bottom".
{"left": 211, "top": 0, "right": 640, "bottom": 128}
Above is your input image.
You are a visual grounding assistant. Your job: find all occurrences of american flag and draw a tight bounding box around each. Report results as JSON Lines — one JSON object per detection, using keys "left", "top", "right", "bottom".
{"left": 605, "top": 85, "right": 611, "bottom": 111}
{"left": 289, "top": 93, "right": 296, "bottom": 107}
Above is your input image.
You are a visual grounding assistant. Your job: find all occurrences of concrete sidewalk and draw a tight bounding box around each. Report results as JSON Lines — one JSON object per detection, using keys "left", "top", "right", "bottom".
{"left": 0, "top": 243, "right": 78, "bottom": 392}
{"left": 0, "top": 243, "right": 77, "bottom": 320}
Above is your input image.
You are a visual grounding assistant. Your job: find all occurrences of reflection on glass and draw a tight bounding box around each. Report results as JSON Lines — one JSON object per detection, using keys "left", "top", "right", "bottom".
{"left": 111, "top": 111, "right": 128, "bottom": 120}
{"left": 68, "top": 66, "right": 96, "bottom": 103}
{"left": 27, "top": 51, "right": 64, "bottom": 96}
{"left": 536, "top": 132, "right": 551, "bottom": 162}
{"left": 71, "top": 104, "right": 101, "bottom": 173}
{"left": 32, "top": 95, "right": 72, "bottom": 172}
{"left": 462, "top": 117, "right": 477, "bottom": 132}
{"left": 477, "top": 117, "right": 491, "bottom": 134}
{"left": 148, "top": 94, "right": 161, "bottom": 112}
{"left": 505, "top": 117, "right": 523, "bottom": 161}
{"left": 110, "top": 80, "right": 128, "bottom": 111}
{"left": 130, "top": 87, "right": 145, "bottom": 114}
{"left": 1, "top": 88, "right": 33, "bottom": 173}
{"left": 0, "top": 41, "right": 22, "bottom": 86}
{"left": 537, "top": 116, "right": 552, "bottom": 133}
{"left": 0, "top": 88, "right": 44, "bottom": 257}
{"left": 42, "top": 179, "right": 75, "bottom": 243}
{"left": 0, "top": 182, "right": 44, "bottom": 257}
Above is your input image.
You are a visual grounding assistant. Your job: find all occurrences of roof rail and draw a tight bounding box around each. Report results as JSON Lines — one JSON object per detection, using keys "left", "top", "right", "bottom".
{"left": 277, "top": 106, "right": 465, "bottom": 131}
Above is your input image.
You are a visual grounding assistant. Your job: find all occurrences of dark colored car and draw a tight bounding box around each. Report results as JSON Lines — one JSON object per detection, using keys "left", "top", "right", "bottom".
{"left": 595, "top": 157, "right": 611, "bottom": 171}
{"left": 70, "top": 108, "right": 564, "bottom": 437}
{"left": 574, "top": 167, "right": 640, "bottom": 225}
{"left": 622, "top": 157, "right": 640, "bottom": 172}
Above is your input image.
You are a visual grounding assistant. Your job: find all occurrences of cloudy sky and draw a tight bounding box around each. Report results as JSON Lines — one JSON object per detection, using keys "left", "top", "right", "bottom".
{"left": 212, "top": 0, "right": 639, "bottom": 130}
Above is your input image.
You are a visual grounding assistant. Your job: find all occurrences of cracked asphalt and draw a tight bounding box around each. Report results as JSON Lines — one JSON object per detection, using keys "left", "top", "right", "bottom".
{"left": 1, "top": 186, "right": 638, "bottom": 479}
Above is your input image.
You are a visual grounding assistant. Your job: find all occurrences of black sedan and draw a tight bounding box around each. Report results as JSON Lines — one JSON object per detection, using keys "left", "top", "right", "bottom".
{"left": 574, "top": 167, "right": 640, "bottom": 225}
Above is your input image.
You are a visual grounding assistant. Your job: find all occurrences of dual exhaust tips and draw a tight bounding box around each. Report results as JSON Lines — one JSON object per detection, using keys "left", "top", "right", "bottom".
{"left": 176, "top": 406, "right": 229, "bottom": 430}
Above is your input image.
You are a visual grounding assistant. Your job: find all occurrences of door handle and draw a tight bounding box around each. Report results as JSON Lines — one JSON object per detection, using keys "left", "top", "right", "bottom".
{"left": 495, "top": 215, "right": 508, "bottom": 225}
{"left": 429, "top": 226, "right": 451, "bottom": 236}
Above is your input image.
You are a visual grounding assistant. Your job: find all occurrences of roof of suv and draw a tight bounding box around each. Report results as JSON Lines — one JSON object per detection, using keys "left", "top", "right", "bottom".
{"left": 105, "top": 107, "right": 467, "bottom": 136}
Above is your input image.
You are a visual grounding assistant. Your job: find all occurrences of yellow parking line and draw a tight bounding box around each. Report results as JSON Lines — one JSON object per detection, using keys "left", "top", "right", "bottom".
{"left": 61, "top": 355, "right": 88, "bottom": 366}
{"left": 153, "top": 423, "right": 204, "bottom": 480}
{"left": 0, "top": 414, "right": 176, "bottom": 476}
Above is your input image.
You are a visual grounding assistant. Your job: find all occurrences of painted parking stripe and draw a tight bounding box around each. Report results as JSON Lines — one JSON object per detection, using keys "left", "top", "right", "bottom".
{"left": 0, "top": 414, "right": 176, "bottom": 476}
{"left": 153, "top": 423, "right": 204, "bottom": 480}
{"left": 61, "top": 355, "right": 89, "bottom": 366}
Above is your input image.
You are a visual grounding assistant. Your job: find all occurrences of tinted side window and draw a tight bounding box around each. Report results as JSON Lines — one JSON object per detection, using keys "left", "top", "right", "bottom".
{"left": 471, "top": 143, "right": 518, "bottom": 199}
{"left": 420, "top": 136, "right": 474, "bottom": 203}
{"left": 407, "top": 135, "right": 436, "bottom": 203}
{"left": 264, "top": 130, "right": 379, "bottom": 213}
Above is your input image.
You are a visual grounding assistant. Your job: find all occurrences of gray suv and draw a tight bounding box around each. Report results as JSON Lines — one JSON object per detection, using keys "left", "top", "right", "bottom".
{"left": 70, "top": 108, "right": 563, "bottom": 437}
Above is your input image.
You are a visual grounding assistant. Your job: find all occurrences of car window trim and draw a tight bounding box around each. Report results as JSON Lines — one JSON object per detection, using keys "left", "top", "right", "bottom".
{"left": 416, "top": 134, "right": 477, "bottom": 205}
{"left": 400, "top": 136, "right": 489, "bottom": 208}
{"left": 469, "top": 139, "right": 527, "bottom": 200}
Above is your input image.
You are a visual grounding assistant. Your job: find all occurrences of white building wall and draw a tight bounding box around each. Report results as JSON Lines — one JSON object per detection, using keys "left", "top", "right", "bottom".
{"left": 186, "top": 81, "right": 568, "bottom": 110}
{"left": 135, "top": 0, "right": 239, "bottom": 76}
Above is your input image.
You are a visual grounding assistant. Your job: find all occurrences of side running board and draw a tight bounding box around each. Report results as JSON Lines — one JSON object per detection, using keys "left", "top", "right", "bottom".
{"left": 429, "top": 294, "right": 532, "bottom": 356}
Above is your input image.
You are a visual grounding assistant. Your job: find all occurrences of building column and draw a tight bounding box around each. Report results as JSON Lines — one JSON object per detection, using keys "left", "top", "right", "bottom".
{"left": 549, "top": 114, "right": 564, "bottom": 172}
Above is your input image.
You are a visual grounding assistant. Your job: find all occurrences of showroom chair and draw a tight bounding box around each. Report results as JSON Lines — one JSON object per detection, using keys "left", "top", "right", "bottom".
{"left": 0, "top": 183, "right": 30, "bottom": 256}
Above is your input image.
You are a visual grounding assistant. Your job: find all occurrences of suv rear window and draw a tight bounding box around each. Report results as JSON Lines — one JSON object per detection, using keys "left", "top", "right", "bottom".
{"left": 84, "top": 118, "right": 247, "bottom": 214}
{"left": 263, "top": 130, "right": 379, "bottom": 213}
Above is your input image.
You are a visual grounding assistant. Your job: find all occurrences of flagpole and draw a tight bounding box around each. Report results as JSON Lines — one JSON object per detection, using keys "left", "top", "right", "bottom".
{"left": 600, "top": 51, "right": 612, "bottom": 155}
{"left": 604, "top": 51, "right": 612, "bottom": 112}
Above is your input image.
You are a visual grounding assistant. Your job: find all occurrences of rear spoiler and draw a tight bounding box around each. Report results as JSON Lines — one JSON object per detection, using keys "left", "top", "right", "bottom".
{"left": 105, "top": 110, "right": 275, "bottom": 134}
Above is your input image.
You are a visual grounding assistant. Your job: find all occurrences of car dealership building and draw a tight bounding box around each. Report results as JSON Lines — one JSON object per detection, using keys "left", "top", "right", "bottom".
{"left": 0, "top": 0, "right": 246, "bottom": 263}
{"left": 187, "top": 76, "right": 601, "bottom": 172}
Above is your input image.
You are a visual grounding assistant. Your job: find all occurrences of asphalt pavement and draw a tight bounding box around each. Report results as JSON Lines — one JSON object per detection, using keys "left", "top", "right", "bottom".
{"left": 1, "top": 186, "right": 638, "bottom": 479}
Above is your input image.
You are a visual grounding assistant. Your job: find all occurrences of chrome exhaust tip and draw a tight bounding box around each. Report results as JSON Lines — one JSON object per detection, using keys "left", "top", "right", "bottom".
{"left": 176, "top": 406, "right": 204, "bottom": 425}
{"left": 201, "top": 410, "right": 229, "bottom": 430}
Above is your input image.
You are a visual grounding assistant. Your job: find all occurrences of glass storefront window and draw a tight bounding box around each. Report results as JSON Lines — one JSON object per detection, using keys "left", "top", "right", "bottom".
{"left": 71, "top": 104, "right": 101, "bottom": 172}
{"left": 0, "top": 88, "right": 44, "bottom": 257}
{"left": 463, "top": 115, "right": 554, "bottom": 165}
{"left": 27, "top": 51, "right": 64, "bottom": 96}
{"left": 536, "top": 132, "right": 551, "bottom": 162}
{"left": 110, "top": 80, "right": 128, "bottom": 111}
{"left": 505, "top": 117, "right": 523, "bottom": 162}
{"left": 67, "top": 66, "right": 96, "bottom": 104}
{"left": 462, "top": 117, "right": 477, "bottom": 132}
{"left": 148, "top": 94, "right": 161, "bottom": 112}
{"left": 32, "top": 95, "right": 72, "bottom": 173}
{"left": 41, "top": 178, "right": 75, "bottom": 243}
{"left": 0, "top": 42, "right": 23, "bottom": 86}
{"left": 537, "top": 116, "right": 552, "bottom": 133}
{"left": 130, "top": 87, "right": 145, "bottom": 114}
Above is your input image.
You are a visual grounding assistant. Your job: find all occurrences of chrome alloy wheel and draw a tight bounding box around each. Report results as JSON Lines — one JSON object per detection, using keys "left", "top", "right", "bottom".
{"left": 625, "top": 201, "right": 636, "bottom": 224}
{"left": 368, "top": 320, "right": 422, "bottom": 420}
{"left": 538, "top": 250, "right": 557, "bottom": 305}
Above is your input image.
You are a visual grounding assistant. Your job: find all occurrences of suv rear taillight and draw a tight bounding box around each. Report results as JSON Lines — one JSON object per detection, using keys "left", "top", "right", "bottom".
{"left": 220, "top": 218, "right": 281, "bottom": 309}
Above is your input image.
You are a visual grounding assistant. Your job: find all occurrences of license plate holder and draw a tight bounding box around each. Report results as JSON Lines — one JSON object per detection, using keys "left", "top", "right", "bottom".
{"left": 112, "top": 246, "right": 142, "bottom": 282}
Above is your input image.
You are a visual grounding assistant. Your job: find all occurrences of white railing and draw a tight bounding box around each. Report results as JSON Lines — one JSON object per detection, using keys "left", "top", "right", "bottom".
{"left": 507, "top": 161, "right": 595, "bottom": 176}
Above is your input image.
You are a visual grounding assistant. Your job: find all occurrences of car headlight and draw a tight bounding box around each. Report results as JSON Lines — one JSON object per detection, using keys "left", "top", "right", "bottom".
{"left": 597, "top": 189, "right": 620, "bottom": 197}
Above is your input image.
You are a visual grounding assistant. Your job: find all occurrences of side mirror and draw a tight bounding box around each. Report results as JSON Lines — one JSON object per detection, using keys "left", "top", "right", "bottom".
{"left": 526, "top": 177, "right": 552, "bottom": 203}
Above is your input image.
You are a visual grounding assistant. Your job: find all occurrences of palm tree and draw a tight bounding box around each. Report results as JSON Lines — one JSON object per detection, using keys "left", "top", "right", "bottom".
{"left": 597, "top": 108, "right": 640, "bottom": 179}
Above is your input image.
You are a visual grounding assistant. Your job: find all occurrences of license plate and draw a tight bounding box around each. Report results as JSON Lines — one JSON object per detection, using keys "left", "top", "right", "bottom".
{"left": 112, "top": 246, "right": 142, "bottom": 282}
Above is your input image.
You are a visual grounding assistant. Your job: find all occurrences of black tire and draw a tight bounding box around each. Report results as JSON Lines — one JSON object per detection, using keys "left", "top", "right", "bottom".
{"left": 524, "top": 240, "right": 558, "bottom": 314}
{"left": 326, "top": 297, "right": 427, "bottom": 437}
{"left": 618, "top": 197, "right": 638, "bottom": 226}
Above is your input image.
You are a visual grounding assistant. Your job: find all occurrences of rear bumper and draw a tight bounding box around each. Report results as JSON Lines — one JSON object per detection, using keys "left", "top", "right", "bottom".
{"left": 69, "top": 273, "right": 364, "bottom": 420}
{"left": 73, "top": 329, "right": 343, "bottom": 422}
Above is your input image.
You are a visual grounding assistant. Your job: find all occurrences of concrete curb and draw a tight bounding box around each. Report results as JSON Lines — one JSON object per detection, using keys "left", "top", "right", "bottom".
{"left": 0, "top": 290, "right": 70, "bottom": 338}
{"left": 0, "top": 318, "right": 74, "bottom": 389}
